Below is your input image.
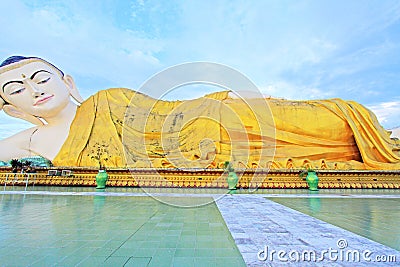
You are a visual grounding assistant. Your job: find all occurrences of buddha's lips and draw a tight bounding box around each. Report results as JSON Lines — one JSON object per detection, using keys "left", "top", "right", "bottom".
{"left": 34, "top": 95, "right": 54, "bottom": 106}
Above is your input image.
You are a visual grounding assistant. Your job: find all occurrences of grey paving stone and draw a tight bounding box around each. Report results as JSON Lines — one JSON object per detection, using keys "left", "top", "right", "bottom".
{"left": 214, "top": 194, "right": 400, "bottom": 267}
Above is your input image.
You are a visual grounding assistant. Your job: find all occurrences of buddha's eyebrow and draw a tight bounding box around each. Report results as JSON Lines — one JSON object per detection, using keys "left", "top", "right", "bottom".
{"left": 30, "top": 69, "right": 51, "bottom": 79}
{"left": 2, "top": 70, "right": 52, "bottom": 91}
{"left": 2, "top": 80, "right": 22, "bottom": 91}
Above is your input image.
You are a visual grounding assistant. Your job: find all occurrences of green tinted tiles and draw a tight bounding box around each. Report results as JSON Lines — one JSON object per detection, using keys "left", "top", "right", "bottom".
{"left": 0, "top": 194, "right": 245, "bottom": 266}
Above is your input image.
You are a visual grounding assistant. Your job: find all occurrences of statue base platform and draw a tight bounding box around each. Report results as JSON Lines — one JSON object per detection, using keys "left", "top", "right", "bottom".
{"left": 1, "top": 167, "right": 399, "bottom": 189}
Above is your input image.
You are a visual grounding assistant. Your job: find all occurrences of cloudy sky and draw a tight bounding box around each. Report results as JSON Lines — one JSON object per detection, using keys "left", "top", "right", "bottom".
{"left": 1, "top": 0, "right": 400, "bottom": 139}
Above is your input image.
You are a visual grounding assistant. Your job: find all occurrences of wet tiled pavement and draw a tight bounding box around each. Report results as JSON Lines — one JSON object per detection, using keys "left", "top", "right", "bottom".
{"left": 0, "top": 190, "right": 399, "bottom": 266}
{"left": 0, "top": 193, "right": 244, "bottom": 266}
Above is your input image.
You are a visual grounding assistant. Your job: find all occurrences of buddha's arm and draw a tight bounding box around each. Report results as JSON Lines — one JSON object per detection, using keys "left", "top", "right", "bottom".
{"left": 0, "top": 129, "right": 35, "bottom": 161}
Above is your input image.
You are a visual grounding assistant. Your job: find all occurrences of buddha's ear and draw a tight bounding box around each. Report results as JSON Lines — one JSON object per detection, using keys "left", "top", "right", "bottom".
{"left": 63, "top": 74, "right": 84, "bottom": 104}
{"left": 3, "top": 104, "right": 44, "bottom": 125}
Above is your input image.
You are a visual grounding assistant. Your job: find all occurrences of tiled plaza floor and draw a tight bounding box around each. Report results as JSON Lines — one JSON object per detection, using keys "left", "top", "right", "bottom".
{"left": 0, "top": 194, "right": 244, "bottom": 266}
{"left": 0, "top": 190, "right": 399, "bottom": 266}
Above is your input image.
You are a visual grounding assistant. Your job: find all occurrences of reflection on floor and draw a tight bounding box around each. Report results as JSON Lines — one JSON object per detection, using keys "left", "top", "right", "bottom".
{"left": 0, "top": 189, "right": 399, "bottom": 266}
{"left": 0, "top": 194, "right": 245, "bottom": 266}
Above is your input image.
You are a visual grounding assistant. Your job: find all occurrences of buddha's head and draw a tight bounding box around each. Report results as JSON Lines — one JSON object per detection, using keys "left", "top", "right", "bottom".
{"left": 0, "top": 56, "right": 83, "bottom": 125}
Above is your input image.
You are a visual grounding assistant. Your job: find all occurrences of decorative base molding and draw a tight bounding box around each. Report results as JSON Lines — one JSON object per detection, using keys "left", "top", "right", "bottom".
{"left": 1, "top": 168, "right": 399, "bottom": 189}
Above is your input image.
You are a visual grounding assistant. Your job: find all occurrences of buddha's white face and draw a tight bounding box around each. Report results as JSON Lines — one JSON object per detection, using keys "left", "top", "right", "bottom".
{"left": 0, "top": 61, "right": 72, "bottom": 118}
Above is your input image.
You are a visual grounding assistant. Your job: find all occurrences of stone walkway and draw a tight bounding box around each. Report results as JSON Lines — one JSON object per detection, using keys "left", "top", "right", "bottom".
{"left": 215, "top": 194, "right": 400, "bottom": 266}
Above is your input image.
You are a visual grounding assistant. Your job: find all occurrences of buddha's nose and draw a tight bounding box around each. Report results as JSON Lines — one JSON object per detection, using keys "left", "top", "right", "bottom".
{"left": 33, "top": 91, "right": 45, "bottom": 98}
{"left": 24, "top": 79, "right": 45, "bottom": 97}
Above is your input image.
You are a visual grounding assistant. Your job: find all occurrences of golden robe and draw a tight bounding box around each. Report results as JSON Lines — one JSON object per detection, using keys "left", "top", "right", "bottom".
{"left": 53, "top": 88, "right": 400, "bottom": 170}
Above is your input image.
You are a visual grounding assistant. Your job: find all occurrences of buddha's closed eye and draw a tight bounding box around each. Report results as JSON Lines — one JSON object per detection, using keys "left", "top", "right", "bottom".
{"left": 37, "top": 77, "right": 50, "bottom": 84}
{"left": 10, "top": 88, "right": 25, "bottom": 95}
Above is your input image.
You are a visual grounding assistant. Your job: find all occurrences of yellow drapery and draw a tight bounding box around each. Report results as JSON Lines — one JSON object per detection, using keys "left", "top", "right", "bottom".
{"left": 53, "top": 88, "right": 400, "bottom": 170}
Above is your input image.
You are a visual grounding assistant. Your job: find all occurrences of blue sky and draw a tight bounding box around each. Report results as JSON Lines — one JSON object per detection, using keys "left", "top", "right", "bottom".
{"left": 1, "top": 0, "right": 400, "bottom": 138}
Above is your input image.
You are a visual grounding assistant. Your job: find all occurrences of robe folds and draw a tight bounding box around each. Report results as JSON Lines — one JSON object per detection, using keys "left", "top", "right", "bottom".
{"left": 53, "top": 88, "right": 400, "bottom": 170}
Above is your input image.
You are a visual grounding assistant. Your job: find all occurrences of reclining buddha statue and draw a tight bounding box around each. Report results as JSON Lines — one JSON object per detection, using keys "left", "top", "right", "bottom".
{"left": 0, "top": 55, "right": 399, "bottom": 170}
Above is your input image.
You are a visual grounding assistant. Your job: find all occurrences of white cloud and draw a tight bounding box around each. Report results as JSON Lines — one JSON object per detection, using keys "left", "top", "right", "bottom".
{"left": 391, "top": 127, "right": 400, "bottom": 138}
{"left": 258, "top": 81, "right": 335, "bottom": 101}
{"left": 367, "top": 100, "right": 400, "bottom": 129}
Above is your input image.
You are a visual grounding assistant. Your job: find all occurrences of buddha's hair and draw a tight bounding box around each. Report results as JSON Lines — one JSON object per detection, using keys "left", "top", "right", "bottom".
{"left": 0, "top": 55, "right": 64, "bottom": 76}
